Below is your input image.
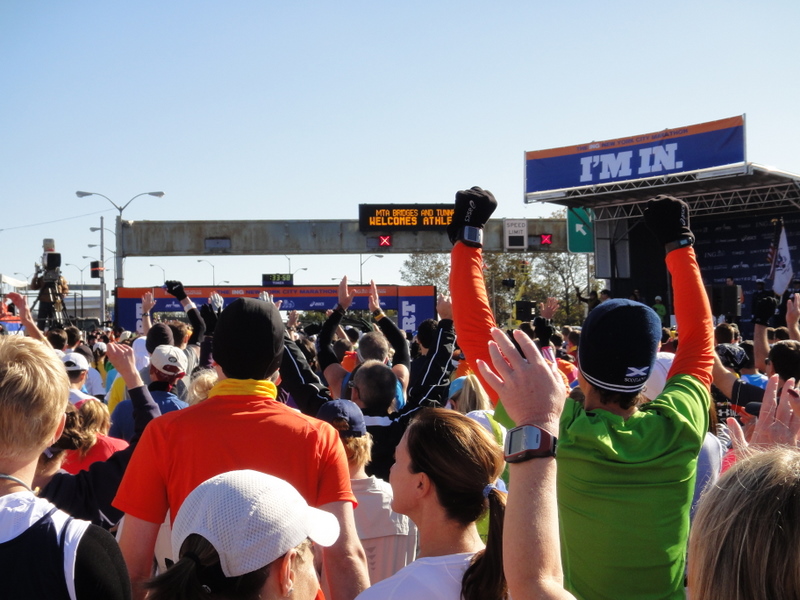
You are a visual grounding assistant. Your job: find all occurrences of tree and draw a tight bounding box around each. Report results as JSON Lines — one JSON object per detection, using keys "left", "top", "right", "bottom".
{"left": 399, "top": 253, "right": 451, "bottom": 295}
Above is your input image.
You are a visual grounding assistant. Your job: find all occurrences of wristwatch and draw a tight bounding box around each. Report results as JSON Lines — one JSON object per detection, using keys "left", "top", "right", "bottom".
{"left": 504, "top": 424, "right": 557, "bottom": 462}
{"left": 457, "top": 225, "right": 483, "bottom": 248}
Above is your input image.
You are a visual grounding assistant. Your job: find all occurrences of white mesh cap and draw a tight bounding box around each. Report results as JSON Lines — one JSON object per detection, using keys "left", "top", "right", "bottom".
{"left": 641, "top": 352, "right": 675, "bottom": 401}
{"left": 171, "top": 470, "right": 340, "bottom": 577}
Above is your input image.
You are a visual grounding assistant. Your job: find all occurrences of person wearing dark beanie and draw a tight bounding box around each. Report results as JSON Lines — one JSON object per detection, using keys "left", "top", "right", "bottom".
{"left": 578, "top": 298, "right": 663, "bottom": 408}
{"left": 145, "top": 323, "right": 174, "bottom": 354}
{"left": 552, "top": 196, "right": 715, "bottom": 600}
{"left": 212, "top": 298, "right": 285, "bottom": 380}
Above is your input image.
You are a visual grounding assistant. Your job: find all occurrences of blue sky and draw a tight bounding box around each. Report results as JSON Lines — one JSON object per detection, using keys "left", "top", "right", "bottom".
{"left": 2, "top": 1, "right": 799, "bottom": 292}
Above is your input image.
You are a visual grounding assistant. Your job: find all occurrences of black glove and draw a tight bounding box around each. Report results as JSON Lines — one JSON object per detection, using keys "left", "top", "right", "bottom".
{"left": 643, "top": 195, "right": 694, "bottom": 251}
{"left": 164, "top": 280, "right": 187, "bottom": 301}
{"left": 532, "top": 316, "right": 554, "bottom": 347}
{"left": 447, "top": 186, "right": 498, "bottom": 246}
{"left": 753, "top": 296, "right": 778, "bottom": 326}
{"left": 199, "top": 304, "right": 219, "bottom": 335}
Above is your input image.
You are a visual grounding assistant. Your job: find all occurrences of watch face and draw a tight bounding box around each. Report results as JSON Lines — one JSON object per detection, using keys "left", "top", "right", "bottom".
{"left": 463, "top": 226, "right": 482, "bottom": 244}
{"left": 508, "top": 425, "right": 541, "bottom": 455}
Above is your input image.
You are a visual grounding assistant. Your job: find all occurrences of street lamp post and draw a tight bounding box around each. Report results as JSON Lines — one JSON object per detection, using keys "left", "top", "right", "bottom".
{"left": 197, "top": 259, "right": 216, "bottom": 285}
{"left": 359, "top": 254, "right": 385, "bottom": 285}
{"left": 76, "top": 190, "right": 164, "bottom": 289}
{"left": 292, "top": 267, "right": 307, "bottom": 284}
{"left": 150, "top": 264, "right": 166, "bottom": 283}
{"left": 65, "top": 263, "right": 88, "bottom": 318}
{"left": 284, "top": 255, "right": 292, "bottom": 274}
{"left": 89, "top": 216, "right": 114, "bottom": 323}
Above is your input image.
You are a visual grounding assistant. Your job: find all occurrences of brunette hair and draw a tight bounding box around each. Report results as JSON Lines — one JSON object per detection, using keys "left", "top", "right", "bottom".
{"left": 405, "top": 409, "right": 507, "bottom": 600}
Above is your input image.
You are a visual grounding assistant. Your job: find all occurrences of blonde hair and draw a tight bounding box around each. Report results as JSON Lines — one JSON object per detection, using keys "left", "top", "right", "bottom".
{"left": 689, "top": 447, "right": 800, "bottom": 600}
{"left": 328, "top": 417, "right": 374, "bottom": 469}
{"left": 186, "top": 369, "right": 218, "bottom": 405}
{"left": 79, "top": 399, "right": 110, "bottom": 436}
{"left": 0, "top": 337, "right": 69, "bottom": 461}
{"left": 454, "top": 374, "right": 491, "bottom": 414}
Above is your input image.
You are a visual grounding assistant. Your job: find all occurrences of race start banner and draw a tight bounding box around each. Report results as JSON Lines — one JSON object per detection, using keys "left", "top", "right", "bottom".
{"left": 525, "top": 115, "right": 745, "bottom": 196}
{"left": 116, "top": 284, "right": 436, "bottom": 334}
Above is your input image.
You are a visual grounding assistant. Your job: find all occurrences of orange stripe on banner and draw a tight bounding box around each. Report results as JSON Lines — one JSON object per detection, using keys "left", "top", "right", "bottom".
{"left": 525, "top": 115, "right": 744, "bottom": 160}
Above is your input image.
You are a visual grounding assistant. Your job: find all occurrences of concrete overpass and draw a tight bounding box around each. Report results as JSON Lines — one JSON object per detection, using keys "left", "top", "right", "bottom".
{"left": 120, "top": 218, "right": 567, "bottom": 257}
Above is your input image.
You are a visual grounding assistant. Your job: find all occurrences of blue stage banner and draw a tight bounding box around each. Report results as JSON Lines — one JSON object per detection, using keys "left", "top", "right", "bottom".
{"left": 116, "top": 285, "right": 437, "bottom": 334}
{"left": 525, "top": 116, "right": 745, "bottom": 195}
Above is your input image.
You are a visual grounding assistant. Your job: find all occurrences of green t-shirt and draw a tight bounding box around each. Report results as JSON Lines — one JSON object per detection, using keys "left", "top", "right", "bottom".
{"left": 557, "top": 374, "right": 709, "bottom": 600}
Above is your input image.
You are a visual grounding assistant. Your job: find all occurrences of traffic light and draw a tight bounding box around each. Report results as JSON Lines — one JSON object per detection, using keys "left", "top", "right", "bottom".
{"left": 501, "top": 279, "right": 516, "bottom": 288}
{"left": 90, "top": 261, "right": 103, "bottom": 278}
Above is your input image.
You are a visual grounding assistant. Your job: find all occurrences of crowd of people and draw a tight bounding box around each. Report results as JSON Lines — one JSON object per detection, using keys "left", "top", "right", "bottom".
{"left": 2, "top": 191, "right": 800, "bottom": 600}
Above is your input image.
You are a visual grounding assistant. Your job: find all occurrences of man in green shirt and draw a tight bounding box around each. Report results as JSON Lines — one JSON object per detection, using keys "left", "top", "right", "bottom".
{"left": 557, "top": 198, "right": 714, "bottom": 600}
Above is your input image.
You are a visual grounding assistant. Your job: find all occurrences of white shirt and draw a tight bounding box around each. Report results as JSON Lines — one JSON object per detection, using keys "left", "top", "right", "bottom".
{"left": 355, "top": 552, "right": 475, "bottom": 600}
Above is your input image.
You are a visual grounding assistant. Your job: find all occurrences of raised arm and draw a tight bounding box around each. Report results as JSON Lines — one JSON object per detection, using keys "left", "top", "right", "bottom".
{"left": 40, "top": 343, "right": 161, "bottom": 527}
{"left": 369, "top": 280, "right": 410, "bottom": 393}
{"left": 477, "top": 328, "right": 575, "bottom": 600}
{"left": 643, "top": 197, "right": 713, "bottom": 386}
{"left": 141, "top": 291, "right": 155, "bottom": 335}
{"left": 786, "top": 293, "right": 800, "bottom": 342}
{"left": 405, "top": 294, "right": 456, "bottom": 409}
{"left": 7, "top": 292, "right": 47, "bottom": 345}
{"left": 752, "top": 296, "right": 778, "bottom": 371}
{"left": 448, "top": 187, "right": 498, "bottom": 405}
{"left": 319, "top": 277, "right": 355, "bottom": 398}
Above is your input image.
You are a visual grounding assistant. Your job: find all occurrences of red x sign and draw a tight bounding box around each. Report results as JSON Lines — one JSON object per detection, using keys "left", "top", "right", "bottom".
{"left": 540, "top": 234, "right": 552, "bottom": 245}
{"left": 379, "top": 235, "right": 392, "bottom": 247}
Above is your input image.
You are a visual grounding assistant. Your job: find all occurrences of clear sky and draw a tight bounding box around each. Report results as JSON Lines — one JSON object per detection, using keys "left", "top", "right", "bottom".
{"left": 2, "top": 0, "right": 799, "bottom": 293}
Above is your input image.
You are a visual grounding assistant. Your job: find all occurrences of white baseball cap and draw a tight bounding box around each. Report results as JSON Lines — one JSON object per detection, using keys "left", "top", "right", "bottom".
{"left": 172, "top": 470, "right": 340, "bottom": 577}
{"left": 61, "top": 352, "right": 89, "bottom": 372}
{"left": 150, "top": 344, "right": 188, "bottom": 377}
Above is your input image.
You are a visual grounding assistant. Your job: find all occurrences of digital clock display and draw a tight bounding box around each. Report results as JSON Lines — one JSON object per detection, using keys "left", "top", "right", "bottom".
{"left": 262, "top": 273, "right": 293, "bottom": 286}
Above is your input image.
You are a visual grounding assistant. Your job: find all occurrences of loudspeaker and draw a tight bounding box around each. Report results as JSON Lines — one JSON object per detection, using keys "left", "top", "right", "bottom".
{"left": 705, "top": 285, "right": 741, "bottom": 317}
{"left": 515, "top": 301, "right": 534, "bottom": 322}
{"left": 721, "top": 285, "right": 742, "bottom": 317}
{"left": 45, "top": 252, "right": 61, "bottom": 269}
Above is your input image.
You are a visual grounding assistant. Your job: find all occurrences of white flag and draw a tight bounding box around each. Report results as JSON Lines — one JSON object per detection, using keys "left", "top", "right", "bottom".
{"left": 772, "top": 226, "right": 793, "bottom": 295}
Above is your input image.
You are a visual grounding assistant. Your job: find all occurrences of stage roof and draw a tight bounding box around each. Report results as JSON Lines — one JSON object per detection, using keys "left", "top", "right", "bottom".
{"left": 527, "top": 162, "right": 800, "bottom": 222}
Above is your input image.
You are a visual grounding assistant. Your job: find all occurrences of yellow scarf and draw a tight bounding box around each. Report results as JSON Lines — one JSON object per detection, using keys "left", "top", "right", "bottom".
{"left": 207, "top": 379, "right": 278, "bottom": 400}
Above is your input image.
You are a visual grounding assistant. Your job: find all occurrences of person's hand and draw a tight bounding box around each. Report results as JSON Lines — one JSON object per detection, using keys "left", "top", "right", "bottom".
{"left": 477, "top": 328, "right": 565, "bottom": 433}
{"left": 753, "top": 296, "right": 778, "bottom": 326}
{"left": 287, "top": 310, "right": 300, "bottom": 329}
{"left": 7, "top": 292, "right": 32, "bottom": 323}
{"left": 437, "top": 294, "right": 453, "bottom": 320}
{"left": 539, "top": 297, "right": 559, "bottom": 321}
{"left": 106, "top": 342, "right": 144, "bottom": 388}
{"left": 368, "top": 280, "right": 381, "bottom": 313}
{"left": 164, "top": 280, "right": 187, "bottom": 301}
{"left": 337, "top": 276, "right": 356, "bottom": 310}
{"left": 787, "top": 293, "right": 800, "bottom": 329}
{"left": 142, "top": 291, "right": 156, "bottom": 314}
{"left": 446, "top": 186, "right": 498, "bottom": 245}
{"left": 259, "top": 291, "right": 282, "bottom": 311}
{"left": 643, "top": 195, "right": 694, "bottom": 249}
{"left": 210, "top": 292, "right": 224, "bottom": 313}
{"left": 727, "top": 376, "right": 800, "bottom": 452}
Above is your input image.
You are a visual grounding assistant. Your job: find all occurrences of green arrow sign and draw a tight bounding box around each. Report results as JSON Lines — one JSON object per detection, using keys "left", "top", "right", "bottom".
{"left": 567, "top": 207, "right": 594, "bottom": 253}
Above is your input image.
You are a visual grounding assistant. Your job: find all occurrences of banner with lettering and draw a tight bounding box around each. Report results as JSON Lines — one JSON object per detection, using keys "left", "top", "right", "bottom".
{"left": 525, "top": 116, "right": 745, "bottom": 195}
{"left": 116, "top": 284, "right": 436, "bottom": 334}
